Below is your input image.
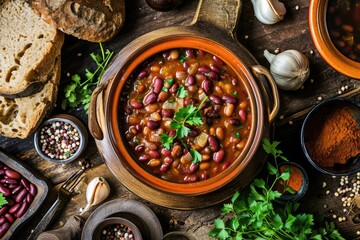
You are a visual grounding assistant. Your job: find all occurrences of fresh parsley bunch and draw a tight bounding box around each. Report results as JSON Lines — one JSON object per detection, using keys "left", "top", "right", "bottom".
{"left": 0, "top": 193, "right": 7, "bottom": 208}
{"left": 61, "top": 43, "right": 114, "bottom": 113}
{"left": 209, "top": 139, "right": 344, "bottom": 240}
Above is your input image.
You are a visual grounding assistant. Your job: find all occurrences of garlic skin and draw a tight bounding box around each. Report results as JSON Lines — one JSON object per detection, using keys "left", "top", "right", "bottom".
{"left": 251, "top": 0, "right": 286, "bottom": 25}
{"left": 264, "top": 49, "right": 310, "bottom": 91}
{"left": 83, "top": 177, "right": 110, "bottom": 212}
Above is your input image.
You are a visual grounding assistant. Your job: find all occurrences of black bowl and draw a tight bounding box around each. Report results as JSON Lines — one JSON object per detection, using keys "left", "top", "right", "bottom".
{"left": 300, "top": 98, "right": 360, "bottom": 175}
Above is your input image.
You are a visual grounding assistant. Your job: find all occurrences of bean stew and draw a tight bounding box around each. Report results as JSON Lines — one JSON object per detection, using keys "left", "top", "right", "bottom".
{"left": 122, "top": 48, "right": 252, "bottom": 183}
{"left": 327, "top": 0, "right": 360, "bottom": 62}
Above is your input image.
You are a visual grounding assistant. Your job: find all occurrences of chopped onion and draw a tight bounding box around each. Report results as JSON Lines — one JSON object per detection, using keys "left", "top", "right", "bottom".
{"left": 182, "top": 152, "right": 193, "bottom": 162}
{"left": 194, "top": 132, "right": 208, "bottom": 148}
{"left": 176, "top": 98, "right": 184, "bottom": 110}
{"left": 163, "top": 101, "right": 177, "bottom": 109}
{"left": 199, "top": 92, "right": 207, "bottom": 101}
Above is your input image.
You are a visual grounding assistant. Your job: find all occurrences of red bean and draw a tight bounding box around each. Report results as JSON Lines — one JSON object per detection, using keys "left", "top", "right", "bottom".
{"left": 229, "top": 118, "right": 241, "bottom": 126}
{"left": 129, "top": 100, "right": 143, "bottom": 109}
{"left": 209, "top": 95, "right": 222, "bottom": 104}
{"left": 8, "top": 185, "right": 17, "bottom": 189}
{"left": 222, "top": 94, "right": 237, "bottom": 104}
{"left": 206, "top": 111, "right": 220, "bottom": 118}
{"left": 213, "top": 149, "right": 225, "bottom": 163}
{"left": 185, "top": 49, "right": 195, "bottom": 58}
{"left": 164, "top": 156, "right": 173, "bottom": 165}
{"left": 11, "top": 186, "right": 22, "bottom": 195}
{"left": 146, "top": 120, "right": 160, "bottom": 130}
{"left": 186, "top": 75, "right": 196, "bottom": 86}
{"left": 210, "top": 65, "right": 221, "bottom": 73}
{"left": 4, "top": 213, "right": 14, "bottom": 223}
{"left": 14, "top": 202, "right": 29, "bottom": 218}
{"left": 139, "top": 155, "right": 150, "bottom": 163}
{"left": 201, "top": 173, "right": 209, "bottom": 180}
{"left": 184, "top": 174, "right": 198, "bottom": 183}
{"left": 169, "top": 83, "right": 179, "bottom": 94}
{"left": 208, "top": 71, "right": 219, "bottom": 81}
{"left": 184, "top": 98, "right": 194, "bottom": 107}
{"left": 149, "top": 150, "right": 161, "bottom": 159}
{"left": 169, "top": 130, "right": 176, "bottom": 137}
{"left": 29, "top": 184, "right": 37, "bottom": 197}
{"left": 161, "top": 149, "right": 172, "bottom": 157}
{"left": 162, "top": 109, "right": 174, "bottom": 118}
{"left": 222, "top": 161, "right": 231, "bottom": 171}
{"left": 195, "top": 73, "right": 206, "bottom": 82}
{"left": 0, "top": 206, "right": 8, "bottom": 216}
{"left": 212, "top": 55, "right": 224, "bottom": 65}
{"left": 202, "top": 79, "right": 213, "bottom": 94}
{"left": 198, "top": 65, "right": 211, "bottom": 73}
{"left": 20, "top": 179, "right": 30, "bottom": 191}
{"left": 0, "top": 222, "right": 10, "bottom": 238}
{"left": 9, "top": 203, "right": 21, "bottom": 214}
{"left": 208, "top": 136, "right": 220, "bottom": 151}
{"left": 159, "top": 164, "right": 170, "bottom": 173}
{"left": 0, "top": 170, "right": 4, "bottom": 175}
{"left": 239, "top": 109, "right": 247, "bottom": 122}
{"left": 152, "top": 77, "right": 163, "bottom": 94}
{"left": 0, "top": 217, "right": 6, "bottom": 225}
{"left": 137, "top": 70, "right": 148, "bottom": 79}
{"left": 26, "top": 193, "right": 33, "bottom": 203}
{"left": 1, "top": 179, "right": 17, "bottom": 185}
{"left": 135, "top": 145, "right": 145, "bottom": 153}
{"left": 0, "top": 185, "right": 10, "bottom": 197}
{"left": 188, "top": 129, "right": 200, "bottom": 137}
{"left": 5, "top": 170, "right": 21, "bottom": 180}
{"left": 15, "top": 188, "right": 28, "bottom": 203}
{"left": 189, "top": 163, "right": 198, "bottom": 173}
{"left": 143, "top": 92, "right": 157, "bottom": 106}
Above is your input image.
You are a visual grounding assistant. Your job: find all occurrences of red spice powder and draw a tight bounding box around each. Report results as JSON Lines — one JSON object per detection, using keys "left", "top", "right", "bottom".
{"left": 274, "top": 164, "right": 303, "bottom": 193}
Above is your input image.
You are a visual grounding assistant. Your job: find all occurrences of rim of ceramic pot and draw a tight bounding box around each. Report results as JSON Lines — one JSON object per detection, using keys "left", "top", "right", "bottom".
{"left": 309, "top": 0, "right": 360, "bottom": 79}
{"left": 108, "top": 34, "right": 265, "bottom": 195}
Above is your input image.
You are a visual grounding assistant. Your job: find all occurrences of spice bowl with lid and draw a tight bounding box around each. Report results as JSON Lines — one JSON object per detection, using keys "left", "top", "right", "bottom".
{"left": 300, "top": 98, "right": 360, "bottom": 175}
{"left": 34, "top": 114, "right": 88, "bottom": 164}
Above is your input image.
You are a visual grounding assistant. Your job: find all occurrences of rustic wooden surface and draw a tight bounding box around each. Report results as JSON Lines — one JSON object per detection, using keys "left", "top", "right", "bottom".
{"left": 1, "top": 0, "right": 360, "bottom": 239}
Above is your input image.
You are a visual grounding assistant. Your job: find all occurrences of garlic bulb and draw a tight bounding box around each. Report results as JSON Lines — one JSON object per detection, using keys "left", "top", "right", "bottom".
{"left": 82, "top": 177, "right": 110, "bottom": 212}
{"left": 251, "top": 0, "right": 286, "bottom": 25}
{"left": 264, "top": 49, "right": 310, "bottom": 91}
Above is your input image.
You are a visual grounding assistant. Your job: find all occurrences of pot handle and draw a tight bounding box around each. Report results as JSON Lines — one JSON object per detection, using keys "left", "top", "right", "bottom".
{"left": 250, "top": 65, "right": 280, "bottom": 123}
{"left": 88, "top": 82, "right": 107, "bottom": 140}
{"left": 191, "top": 0, "right": 242, "bottom": 39}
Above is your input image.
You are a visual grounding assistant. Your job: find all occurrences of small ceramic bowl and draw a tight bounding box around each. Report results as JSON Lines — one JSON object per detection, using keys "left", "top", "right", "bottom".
{"left": 309, "top": 0, "right": 360, "bottom": 78}
{"left": 300, "top": 98, "right": 360, "bottom": 175}
{"left": 273, "top": 162, "right": 309, "bottom": 204}
{"left": 34, "top": 114, "right": 88, "bottom": 164}
{"left": 92, "top": 217, "right": 142, "bottom": 240}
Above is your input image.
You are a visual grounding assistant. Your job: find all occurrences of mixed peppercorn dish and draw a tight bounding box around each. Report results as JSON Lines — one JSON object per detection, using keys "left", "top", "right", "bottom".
{"left": 122, "top": 48, "right": 252, "bottom": 183}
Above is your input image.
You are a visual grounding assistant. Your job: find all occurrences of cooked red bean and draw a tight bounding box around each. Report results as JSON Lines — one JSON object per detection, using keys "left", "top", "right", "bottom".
{"left": 0, "top": 222, "right": 10, "bottom": 238}
{"left": 137, "top": 70, "right": 148, "bottom": 79}
{"left": 129, "top": 100, "right": 143, "bottom": 109}
{"left": 5, "top": 170, "right": 21, "bottom": 180}
{"left": 124, "top": 48, "right": 252, "bottom": 183}
{"left": 239, "top": 109, "right": 247, "bottom": 122}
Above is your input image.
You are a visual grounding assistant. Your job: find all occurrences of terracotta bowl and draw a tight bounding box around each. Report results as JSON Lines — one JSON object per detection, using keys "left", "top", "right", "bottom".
{"left": 309, "top": 0, "right": 360, "bottom": 78}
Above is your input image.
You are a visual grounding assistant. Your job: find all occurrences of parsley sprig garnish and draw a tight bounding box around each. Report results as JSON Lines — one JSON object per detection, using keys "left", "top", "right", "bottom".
{"left": 0, "top": 193, "right": 8, "bottom": 208}
{"left": 209, "top": 139, "right": 344, "bottom": 240}
{"left": 159, "top": 97, "right": 208, "bottom": 164}
{"left": 61, "top": 43, "right": 114, "bottom": 113}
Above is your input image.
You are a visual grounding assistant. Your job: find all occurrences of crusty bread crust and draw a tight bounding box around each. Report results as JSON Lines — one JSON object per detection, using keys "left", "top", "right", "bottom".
{"left": 0, "top": 0, "right": 64, "bottom": 97}
{"left": 0, "top": 57, "right": 61, "bottom": 139}
{"left": 30, "top": 0, "right": 125, "bottom": 42}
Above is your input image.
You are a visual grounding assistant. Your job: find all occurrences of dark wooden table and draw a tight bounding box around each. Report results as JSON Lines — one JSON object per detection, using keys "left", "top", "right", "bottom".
{"left": 1, "top": 0, "right": 360, "bottom": 239}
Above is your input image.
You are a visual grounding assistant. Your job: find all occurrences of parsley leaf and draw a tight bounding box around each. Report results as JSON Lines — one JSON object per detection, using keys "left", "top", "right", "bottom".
{"left": 176, "top": 85, "right": 188, "bottom": 98}
{"left": 0, "top": 193, "right": 7, "bottom": 208}
{"left": 179, "top": 55, "right": 188, "bottom": 63}
{"left": 61, "top": 43, "right": 114, "bottom": 113}
{"left": 190, "top": 149, "right": 202, "bottom": 164}
{"left": 232, "top": 132, "right": 241, "bottom": 139}
{"left": 165, "top": 78, "right": 174, "bottom": 86}
{"left": 159, "top": 134, "right": 174, "bottom": 150}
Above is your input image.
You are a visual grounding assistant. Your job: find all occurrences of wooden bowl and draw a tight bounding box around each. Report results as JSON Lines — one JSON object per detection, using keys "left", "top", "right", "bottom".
{"left": 88, "top": 0, "right": 280, "bottom": 209}
{"left": 309, "top": 0, "right": 360, "bottom": 78}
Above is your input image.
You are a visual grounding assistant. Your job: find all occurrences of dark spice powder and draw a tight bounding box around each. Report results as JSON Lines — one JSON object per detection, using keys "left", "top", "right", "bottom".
{"left": 305, "top": 104, "right": 360, "bottom": 167}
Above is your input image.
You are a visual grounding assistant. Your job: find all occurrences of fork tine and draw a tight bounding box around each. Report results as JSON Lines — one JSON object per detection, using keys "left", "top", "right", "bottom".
{"left": 62, "top": 169, "right": 84, "bottom": 189}
{"left": 68, "top": 175, "right": 85, "bottom": 193}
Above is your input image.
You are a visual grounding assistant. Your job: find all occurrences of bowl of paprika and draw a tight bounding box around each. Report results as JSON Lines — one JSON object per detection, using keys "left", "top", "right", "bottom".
{"left": 301, "top": 98, "right": 360, "bottom": 175}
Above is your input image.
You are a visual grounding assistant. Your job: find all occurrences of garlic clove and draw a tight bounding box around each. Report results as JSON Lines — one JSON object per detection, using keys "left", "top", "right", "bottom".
{"left": 83, "top": 177, "right": 110, "bottom": 212}
{"left": 251, "top": 0, "right": 286, "bottom": 25}
{"left": 264, "top": 49, "right": 310, "bottom": 91}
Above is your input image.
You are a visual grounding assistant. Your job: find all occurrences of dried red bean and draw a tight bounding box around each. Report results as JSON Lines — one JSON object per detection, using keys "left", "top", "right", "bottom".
{"left": 5, "top": 170, "right": 21, "bottom": 180}
{"left": 213, "top": 149, "right": 225, "bottom": 163}
{"left": 129, "top": 100, "right": 143, "bottom": 109}
{"left": 222, "top": 94, "right": 237, "bottom": 104}
{"left": 29, "top": 184, "right": 37, "bottom": 197}
{"left": 202, "top": 79, "right": 213, "bottom": 94}
{"left": 152, "top": 77, "right": 163, "bottom": 94}
{"left": 209, "top": 95, "right": 222, "bottom": 105}
{"left": 20, "top": 179, "right": 30, "bottom": 191}
{"left": 146, "top": 120, "right": 160, "bottom": 130}
{"left": 0, "top": 222, "right": 10, "bottom": 238}
{"left": 0, "top": 185, "right": 11, "bottom": 197}
{"left": 26, "top": 193, "right": 33, "bottom": 203}
{"left": 1, "top": 179, "right": 17, "bottom": 185}
{"left": 143, "top": 92, "right": 157, "bottom": 106}
{"left": 208, "top": 136, "right": 220, "bottom": 151}
{"left": 14, "top": 202, "right": 29, "bottom": 218}
{"left": 239, "top": 109, "right": 247, "bottom": 122}
{"left": 137, "top": 70, "right": 148, "bottom": 79}
{"left": 0, "top": 170, "right": 4, "bottom": 175}
{"left": 8, "top": 185, "right": 17, "bottom": 189}
{"left": 139, "top": 155, "right": 150, "bottom": 163}
{"left": 15, "top": 188, "right": 28, "bottom": 203}
{"left": 11, "top": 186, "right": 23, "bottom": 195}
{"left": 4, "top": 213, "right": 14, "bottom": 223}
{"left": 8, "top": 203, "right": 21, "bottom": 214}
{"left": 0, "top": 217, "right": 6, "bottom": 225}
{"left": 0, "top": 206, "right": 8, "bottom": 216}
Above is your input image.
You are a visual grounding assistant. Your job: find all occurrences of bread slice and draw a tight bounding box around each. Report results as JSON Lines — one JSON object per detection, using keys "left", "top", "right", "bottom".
{"left": 29, "top": 0, "right": 125, "bottom": 42}
{"left": 0, "top": 0, "right": 64, "bottom": 97}
{"left": 0, "top": 57, "right": 61, "bottom": 139}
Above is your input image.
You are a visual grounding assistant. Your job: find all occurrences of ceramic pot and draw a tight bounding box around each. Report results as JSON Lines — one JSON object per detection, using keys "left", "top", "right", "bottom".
{"left": 88, "top": 0, "right": 279, "bottom": 209}
{"left": 309, "top": 0, "right": 360, "bottom": 78}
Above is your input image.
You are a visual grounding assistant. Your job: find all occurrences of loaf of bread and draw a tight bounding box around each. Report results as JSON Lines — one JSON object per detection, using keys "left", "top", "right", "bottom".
{"left": 0, "top": 58, "right": 61, "bottom": 139}
{"left": 29, "top": 0, "right": 125, "bottom": 42}
{"left": 0, "top": 0, "right": 64, "bottom": 98}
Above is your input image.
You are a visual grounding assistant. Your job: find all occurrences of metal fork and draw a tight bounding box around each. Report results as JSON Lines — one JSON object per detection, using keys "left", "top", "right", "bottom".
{"left": 27, "top": 169, "right": 85, "bottom": 240}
